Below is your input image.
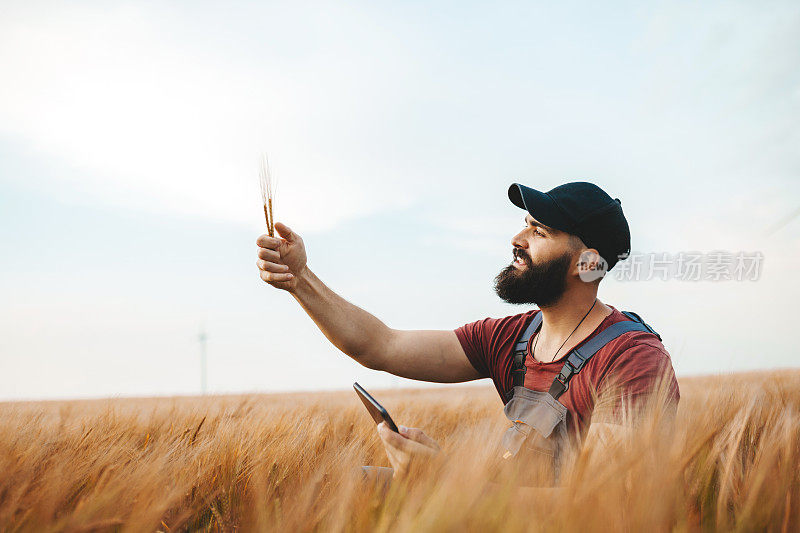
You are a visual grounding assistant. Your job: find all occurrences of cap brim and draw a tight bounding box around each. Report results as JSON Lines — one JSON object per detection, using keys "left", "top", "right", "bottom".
{"left": 508, "top": 183, "right": 572, "bottom": 232}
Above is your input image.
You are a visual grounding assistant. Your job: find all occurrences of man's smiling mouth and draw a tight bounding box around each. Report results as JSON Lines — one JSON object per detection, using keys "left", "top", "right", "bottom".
{"left": 513, "top": 251, "right": 528, "bottom": 268}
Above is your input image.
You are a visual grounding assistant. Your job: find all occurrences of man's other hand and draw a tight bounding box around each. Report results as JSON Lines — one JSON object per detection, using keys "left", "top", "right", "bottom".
{"left": 256, "top": 221, "right": 307, "bottom": 292}
{"left": 377, "top": 422, "right": 441, "bottom": 478}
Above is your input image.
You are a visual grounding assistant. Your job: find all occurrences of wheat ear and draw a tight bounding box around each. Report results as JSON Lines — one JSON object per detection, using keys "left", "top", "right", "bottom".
{"left": 259, "top": 154, "right": 276, "bottom": 237}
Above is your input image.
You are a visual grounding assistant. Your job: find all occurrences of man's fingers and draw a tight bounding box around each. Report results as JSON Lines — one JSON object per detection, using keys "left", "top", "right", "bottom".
{"left": 256, "top": 234, "right": 282, "bottom": 249}
{"left": 259, "top": 270, "right": 294, "bottom": 283}
{"left": 256, "top": 260, "right": 290, "bottom": 273}
{"left": 378, "top": 423, "right": 428, "bottom": 454}
{"left": 377, "top": 422, "right": 409, "bottom": 450}
{"left": 400, "top": 426, "right": 441, "bottom": 450}
{"left": 274, "top": 222, "right": 296, "bottom": 242}
{"left": 257, "top": 248, "right": 281, "bottom": 262}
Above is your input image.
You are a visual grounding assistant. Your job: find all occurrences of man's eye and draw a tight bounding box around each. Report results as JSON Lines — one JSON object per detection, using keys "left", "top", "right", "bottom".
{"left": 524, "top": 222, "right": 543, "bottom": 236}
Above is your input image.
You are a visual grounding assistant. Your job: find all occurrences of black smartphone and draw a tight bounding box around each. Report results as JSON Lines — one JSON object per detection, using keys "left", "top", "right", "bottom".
{"left": 353, "top": 382, "right": 399, "bottom": 432}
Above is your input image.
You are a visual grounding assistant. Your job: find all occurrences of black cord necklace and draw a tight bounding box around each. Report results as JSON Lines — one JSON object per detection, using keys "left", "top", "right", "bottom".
{"left": 533, "top": 298, "right": 598, "bottom": 364}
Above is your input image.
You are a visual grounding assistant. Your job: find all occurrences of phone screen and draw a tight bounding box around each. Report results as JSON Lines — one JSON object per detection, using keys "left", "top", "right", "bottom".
{"left": 353, "top": 382, "right": 399, "bottom": 432}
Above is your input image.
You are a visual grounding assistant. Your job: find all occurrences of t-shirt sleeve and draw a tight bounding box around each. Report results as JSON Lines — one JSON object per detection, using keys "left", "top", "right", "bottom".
{"left": 453, "top": 318, "right": 495, "bottom": 378}
{"left": 595, "top": 339, "right": 680, "bottom": 422}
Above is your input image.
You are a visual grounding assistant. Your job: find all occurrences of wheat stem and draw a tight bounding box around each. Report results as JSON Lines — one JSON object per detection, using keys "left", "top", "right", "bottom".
{"left": 259, "top": 154, "right": 276, "bottom": 237}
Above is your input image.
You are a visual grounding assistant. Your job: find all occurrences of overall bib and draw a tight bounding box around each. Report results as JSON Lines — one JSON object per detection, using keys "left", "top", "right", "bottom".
{"left": 499, "top": 310, "right": 661, "bottom": 486}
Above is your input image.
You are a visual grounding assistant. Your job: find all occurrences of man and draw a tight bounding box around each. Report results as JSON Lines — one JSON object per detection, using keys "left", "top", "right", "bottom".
{"left": 255, "top": 181, "right": 680, "bottom": 481}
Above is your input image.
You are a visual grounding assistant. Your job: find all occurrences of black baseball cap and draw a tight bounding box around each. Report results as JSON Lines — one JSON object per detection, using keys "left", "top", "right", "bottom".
{"left": 508, "top": 181, "right": 631, "bottom": 270}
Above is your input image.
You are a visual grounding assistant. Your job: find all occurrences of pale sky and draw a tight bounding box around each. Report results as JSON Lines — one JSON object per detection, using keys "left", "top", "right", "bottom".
{"left": 1, "top": 1, "right": 799, "bottom": 400}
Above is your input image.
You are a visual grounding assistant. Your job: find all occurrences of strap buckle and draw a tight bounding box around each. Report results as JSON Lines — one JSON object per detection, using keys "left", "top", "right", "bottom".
{"left": 557, "top": 363, "right": 575, "bottom": 384}
{"left": 548, "top": 363, "right": 574, "bottom": 399}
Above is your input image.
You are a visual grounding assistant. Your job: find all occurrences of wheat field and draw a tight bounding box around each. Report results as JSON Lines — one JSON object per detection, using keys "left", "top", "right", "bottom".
{"left": 0, "top": 370, "right": 798, "bottom": 532}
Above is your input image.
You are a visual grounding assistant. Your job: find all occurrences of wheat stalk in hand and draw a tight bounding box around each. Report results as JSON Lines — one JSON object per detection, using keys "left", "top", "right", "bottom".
{"left": 259, "top": 154, "right": 277, "bottom": 237}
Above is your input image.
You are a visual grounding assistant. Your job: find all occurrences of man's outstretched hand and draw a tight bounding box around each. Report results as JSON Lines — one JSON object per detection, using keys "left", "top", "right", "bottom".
{"left": 256, "top": 222, "right": 307, "bottom": 292}
{"left": 377, "top": 422, "right": 441, "bottom": 478}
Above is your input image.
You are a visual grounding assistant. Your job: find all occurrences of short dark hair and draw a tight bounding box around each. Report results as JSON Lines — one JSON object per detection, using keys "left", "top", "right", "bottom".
{"left": 568, "top": 233, "right": 586, "bottom": 251}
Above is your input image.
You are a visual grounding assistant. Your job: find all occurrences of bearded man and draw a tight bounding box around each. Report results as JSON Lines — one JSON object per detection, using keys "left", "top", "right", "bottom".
{"left": 255, "top": 181, "right": 680, "bottom": 483}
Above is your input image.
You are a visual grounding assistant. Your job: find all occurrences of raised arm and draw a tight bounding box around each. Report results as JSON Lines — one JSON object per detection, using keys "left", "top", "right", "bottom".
{"left": 256, "top": 222, "right": 482, "bottom": 383}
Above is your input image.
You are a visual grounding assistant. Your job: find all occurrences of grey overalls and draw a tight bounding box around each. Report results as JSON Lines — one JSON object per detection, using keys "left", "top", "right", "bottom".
{"left": 499, "top": 310, "right": 662, "bottom": 485}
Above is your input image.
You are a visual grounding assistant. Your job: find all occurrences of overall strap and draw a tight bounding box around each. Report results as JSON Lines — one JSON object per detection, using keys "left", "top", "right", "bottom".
{"left": 507, "top": 312, "right": 543, "bottom": 401}
{"left": 621, "top": 311, "right": 662, "bottom": 341}
{"left": 548, "top": 312, "right": 661, "bottom": 399}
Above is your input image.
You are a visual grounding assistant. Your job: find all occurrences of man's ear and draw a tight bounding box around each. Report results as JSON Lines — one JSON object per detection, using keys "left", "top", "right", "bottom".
{"left": 577, "top": 249, "right": 608, "bottom": 283}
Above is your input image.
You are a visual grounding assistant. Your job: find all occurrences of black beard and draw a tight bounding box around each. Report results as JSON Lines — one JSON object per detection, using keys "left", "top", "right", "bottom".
{"left": 493, "top": 250, "right": 572, "bottom": 306}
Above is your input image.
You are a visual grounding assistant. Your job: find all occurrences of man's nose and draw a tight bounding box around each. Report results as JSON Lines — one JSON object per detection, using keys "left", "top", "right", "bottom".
{"left": 511, "top": 232, "right": 527, "bottom": 249}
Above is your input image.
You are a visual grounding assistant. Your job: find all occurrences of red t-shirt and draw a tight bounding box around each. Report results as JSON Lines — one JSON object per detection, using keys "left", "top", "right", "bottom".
{"left": 454, "top": 305, "right": 680, "bottom": 439}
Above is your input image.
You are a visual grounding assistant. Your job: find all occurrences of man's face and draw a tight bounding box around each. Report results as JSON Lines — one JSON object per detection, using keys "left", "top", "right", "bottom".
{"left": 493, "top": 214, "right": 577, "bottom": 307}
